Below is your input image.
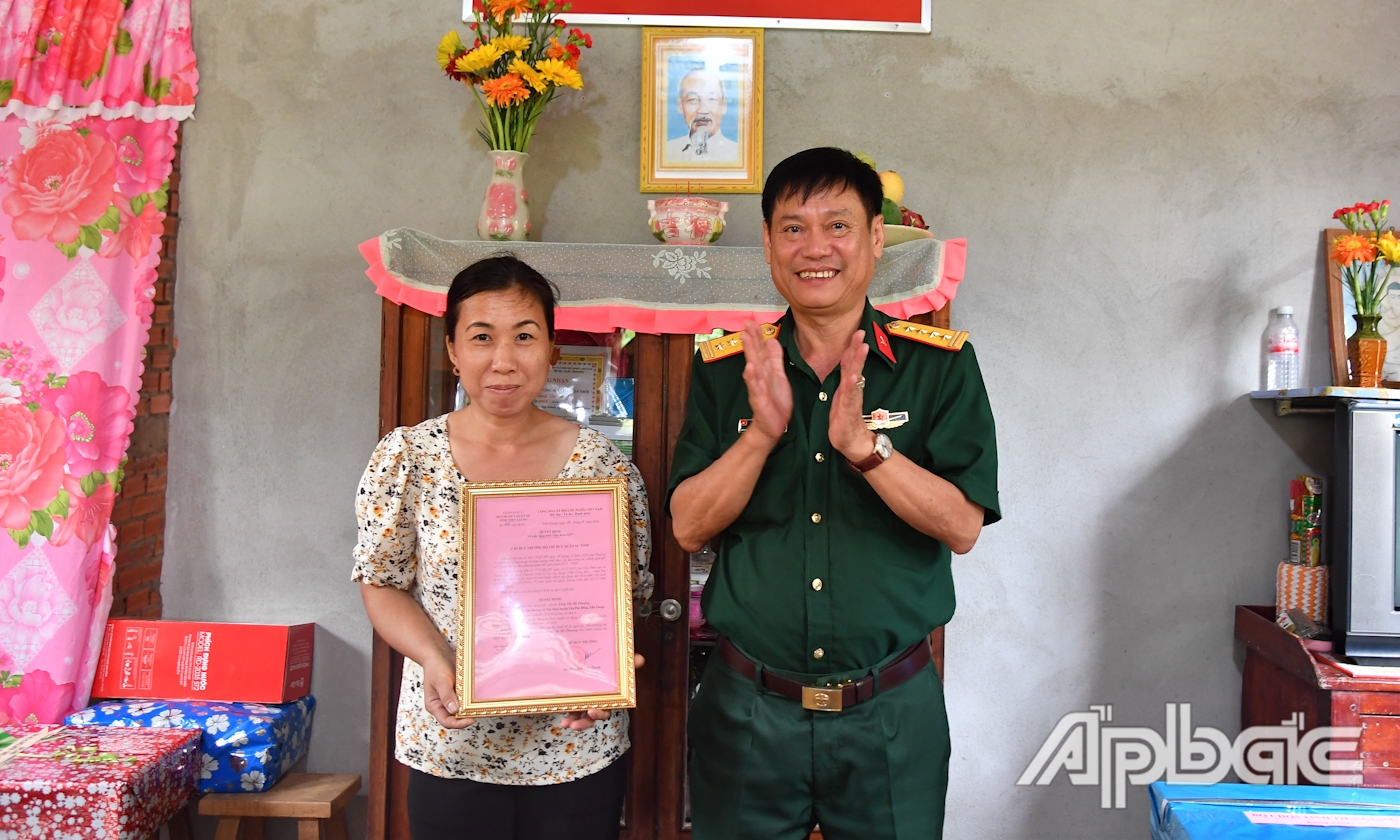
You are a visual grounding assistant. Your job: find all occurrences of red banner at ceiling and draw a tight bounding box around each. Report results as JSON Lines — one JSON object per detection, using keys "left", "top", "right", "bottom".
{"left": 466, "top": 0, "right": 930, "bottom": 32}
{"left": 566, "top": 0, "right": 923, "bottom": 24}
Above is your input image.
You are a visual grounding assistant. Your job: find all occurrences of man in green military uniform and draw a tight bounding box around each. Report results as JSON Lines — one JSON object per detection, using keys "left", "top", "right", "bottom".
{"left": 667, "top": 147, "right": 1001, "bottom": 839}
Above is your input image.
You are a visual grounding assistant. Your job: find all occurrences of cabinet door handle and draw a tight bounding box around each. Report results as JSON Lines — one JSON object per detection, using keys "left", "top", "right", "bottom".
{"left": 659, "top": 599, "right": 684, "bottom": 622}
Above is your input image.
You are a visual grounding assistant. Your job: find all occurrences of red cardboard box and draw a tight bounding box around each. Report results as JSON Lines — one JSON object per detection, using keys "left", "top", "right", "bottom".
{"left": 91, "top": 620, "right": 314, "bottom": 703}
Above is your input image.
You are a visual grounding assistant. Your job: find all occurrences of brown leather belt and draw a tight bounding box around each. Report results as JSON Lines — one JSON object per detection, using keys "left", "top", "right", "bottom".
{"left": 716, "top": 636, "right": 932, "bottom": 712}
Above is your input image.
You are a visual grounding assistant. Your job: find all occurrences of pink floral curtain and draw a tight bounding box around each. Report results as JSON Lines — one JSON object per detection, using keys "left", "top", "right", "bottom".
{"left": 0, "top": 0, "right": 193, "bottom": 723}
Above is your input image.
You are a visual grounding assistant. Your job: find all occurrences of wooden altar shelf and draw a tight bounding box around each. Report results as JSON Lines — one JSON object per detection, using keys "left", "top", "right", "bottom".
{"left": 1235, "top": 604, "right": 1400, "bottom": 788}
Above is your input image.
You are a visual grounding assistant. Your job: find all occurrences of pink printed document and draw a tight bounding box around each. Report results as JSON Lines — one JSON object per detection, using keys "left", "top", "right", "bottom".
{"left": 458, "top": 480, "right": 635, "bottom": 715}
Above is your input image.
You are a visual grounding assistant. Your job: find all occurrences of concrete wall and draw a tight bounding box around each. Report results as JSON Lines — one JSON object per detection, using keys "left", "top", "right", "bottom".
{"left": 166, "top": 1, "right": 1400, "bottom": 837}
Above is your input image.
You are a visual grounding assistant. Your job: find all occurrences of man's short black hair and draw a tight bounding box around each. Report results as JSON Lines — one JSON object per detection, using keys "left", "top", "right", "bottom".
{"left": 761, "top": 147, "right": 883, "bottom": 225}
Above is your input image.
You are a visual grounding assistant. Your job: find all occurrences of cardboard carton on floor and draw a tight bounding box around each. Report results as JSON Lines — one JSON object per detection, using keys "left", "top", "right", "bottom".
{"left": 91, "top": 620, "right": 314, "bottom": 703}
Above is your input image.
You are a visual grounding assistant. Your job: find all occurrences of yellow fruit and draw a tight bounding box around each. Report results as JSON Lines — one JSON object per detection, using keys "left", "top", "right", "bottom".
{"left": 879, "top": 170, "right": 905, "bottom": 205}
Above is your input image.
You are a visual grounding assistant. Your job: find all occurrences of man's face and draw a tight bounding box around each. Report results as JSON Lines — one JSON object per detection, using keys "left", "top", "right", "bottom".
{"left": 678, "top": 75, "right": 725, "bottom": 139}
{"left": 762, "top": 186, "right": 884, "bottom": 318}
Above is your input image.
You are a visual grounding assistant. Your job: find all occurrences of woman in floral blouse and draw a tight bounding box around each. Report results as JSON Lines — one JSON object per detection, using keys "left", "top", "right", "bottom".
{"left": 353, "top": 255, "right": 654, "bottom": 840}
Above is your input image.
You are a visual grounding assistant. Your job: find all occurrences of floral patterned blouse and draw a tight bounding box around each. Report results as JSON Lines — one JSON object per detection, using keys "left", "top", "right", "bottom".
{"left": 351, "top": 415, "right": 654, "bottom": 785}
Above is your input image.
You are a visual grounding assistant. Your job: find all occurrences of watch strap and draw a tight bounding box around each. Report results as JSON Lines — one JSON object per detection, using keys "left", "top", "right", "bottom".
{"left": 847, "top": 435, "right": 891, "bottom": 473}
{"left": 848, "top": 450, "right": 885, "bottom": 473}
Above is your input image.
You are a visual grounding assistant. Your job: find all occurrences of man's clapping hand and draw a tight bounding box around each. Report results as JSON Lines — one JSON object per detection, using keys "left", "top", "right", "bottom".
{"left": 827, "top": 329, "right": 876, "bottom": 463}
{"left": 739, "top": 319, "right": 792, "bottom": 447}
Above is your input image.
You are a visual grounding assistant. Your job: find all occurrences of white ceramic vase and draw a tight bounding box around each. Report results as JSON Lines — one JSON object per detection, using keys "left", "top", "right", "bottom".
{"left": 477, "top": 150, "right": 530, "bottom": 242}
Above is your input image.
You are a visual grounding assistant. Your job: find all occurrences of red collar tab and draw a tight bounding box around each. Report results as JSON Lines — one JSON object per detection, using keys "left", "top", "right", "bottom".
{"left": 871, "top": 321, "right": 897, "bottom": 364}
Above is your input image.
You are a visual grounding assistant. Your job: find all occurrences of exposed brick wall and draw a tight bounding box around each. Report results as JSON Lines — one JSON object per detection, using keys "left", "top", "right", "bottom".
{"left": 109, "top": 126, "right": 180, "bottom": 618}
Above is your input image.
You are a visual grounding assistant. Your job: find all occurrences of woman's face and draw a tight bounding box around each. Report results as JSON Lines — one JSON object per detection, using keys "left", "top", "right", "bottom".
{"left": 446, "top": 288, "right": 556, "bottom": 418}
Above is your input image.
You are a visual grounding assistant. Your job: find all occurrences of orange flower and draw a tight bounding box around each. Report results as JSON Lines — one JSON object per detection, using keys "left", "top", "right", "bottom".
{"left": 481, "top": 73, "right": 531, "bottom": 107}
{"left": 1331, "top": 232, "right": 1377, "bottom": 265}
{"left": 487, "top": 0, "right": 530, "bottom": 23}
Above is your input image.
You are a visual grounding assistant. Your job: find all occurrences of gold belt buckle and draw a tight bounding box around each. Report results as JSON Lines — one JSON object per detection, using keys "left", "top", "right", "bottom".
{"left": 801, "top": 680, "right": 853, "bottom": 712}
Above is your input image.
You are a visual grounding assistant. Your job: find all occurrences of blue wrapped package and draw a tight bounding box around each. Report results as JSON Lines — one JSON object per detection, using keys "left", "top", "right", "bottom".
{"left": 1150, "top": 783, "right": 1400, "bottom": 840}
{"left": 64, "top": 696, "right": 315, "bottom": 793}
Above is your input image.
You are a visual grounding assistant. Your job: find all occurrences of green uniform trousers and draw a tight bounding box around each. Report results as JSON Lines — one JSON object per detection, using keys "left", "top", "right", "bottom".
{"left": 687, "top": 649, "right": 951, "bottom": 840}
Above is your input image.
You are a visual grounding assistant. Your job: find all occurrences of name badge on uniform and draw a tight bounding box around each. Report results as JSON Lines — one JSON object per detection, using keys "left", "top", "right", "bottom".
{"left": 738, "top": 419, "right": 788, "bottom": 433}
{"left": 863, "top": 408, "right": 908, "bottom": 430}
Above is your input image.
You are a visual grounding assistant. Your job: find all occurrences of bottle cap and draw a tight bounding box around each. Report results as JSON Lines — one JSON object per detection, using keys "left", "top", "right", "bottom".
{"left": 1278, "top": 306, "right": 1294, "bottom": 315}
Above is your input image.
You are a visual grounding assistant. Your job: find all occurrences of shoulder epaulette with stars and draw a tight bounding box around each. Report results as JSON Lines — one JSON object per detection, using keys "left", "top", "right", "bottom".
{"left": 884, "top": 320, "right": 969, "bottom": 352}
{"left": 698, "top": 323, "right": 780, "bottom": 363}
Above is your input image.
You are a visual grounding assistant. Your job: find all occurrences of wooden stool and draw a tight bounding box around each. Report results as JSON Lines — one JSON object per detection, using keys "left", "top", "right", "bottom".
{"left": 199, "top": 773, "right": 360, "bottom": 840}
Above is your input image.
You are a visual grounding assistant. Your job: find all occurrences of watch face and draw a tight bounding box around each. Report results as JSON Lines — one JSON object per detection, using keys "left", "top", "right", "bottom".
{"left": 875, "top": 434, "right": 893, "bottom": 459}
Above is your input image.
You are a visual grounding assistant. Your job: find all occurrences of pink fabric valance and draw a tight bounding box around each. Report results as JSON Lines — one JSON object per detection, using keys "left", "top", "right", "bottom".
{"left": 0, "top": 0, "right": 197, "bottom": 122}
{"left": 360, "top": 230, "right": 966, "bottom": 335}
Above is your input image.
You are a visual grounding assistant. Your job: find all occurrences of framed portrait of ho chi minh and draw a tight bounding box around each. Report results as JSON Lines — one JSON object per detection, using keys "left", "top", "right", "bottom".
{"left": 640, "top": 27, "right": 763, "bottom": 193}
{"left": 454, "top": 477, "right": 636, "bottom": 717}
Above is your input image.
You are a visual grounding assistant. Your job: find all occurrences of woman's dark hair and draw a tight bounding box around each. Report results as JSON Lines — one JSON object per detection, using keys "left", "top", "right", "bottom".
{"left": 761, "top": 147, "right": 884, "bottom": 225}
{"left": 444, "top": 254, "right": 560, "bottom": 341}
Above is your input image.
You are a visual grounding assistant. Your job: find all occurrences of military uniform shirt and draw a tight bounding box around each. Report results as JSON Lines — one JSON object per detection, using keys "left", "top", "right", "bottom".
{"left": 667, "top": 302, "right": 1001, "bottom": 675}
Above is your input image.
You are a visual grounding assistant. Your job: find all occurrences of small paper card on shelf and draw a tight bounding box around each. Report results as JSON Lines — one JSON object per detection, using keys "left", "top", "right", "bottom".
{"left": 1318, "top": 653, "right": 1400, "bottom": 681}
{"left": 455, "top": 478, "right": 636, "bottom": 717}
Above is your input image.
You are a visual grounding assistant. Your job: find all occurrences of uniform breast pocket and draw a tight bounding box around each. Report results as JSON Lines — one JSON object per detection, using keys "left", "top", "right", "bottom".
{"left": 884, "top": 424, "right": 923, "bottom": 463}
{"left": 731, "top": 421, "right": 800, "bottom": 526}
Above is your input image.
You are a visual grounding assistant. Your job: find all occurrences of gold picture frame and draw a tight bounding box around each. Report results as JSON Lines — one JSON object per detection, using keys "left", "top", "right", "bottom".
{"left": 640, "top": 27, "right": 763, "bottom": 193}
{"left": 455, "top": 477, "right": 636, "bottom": 717}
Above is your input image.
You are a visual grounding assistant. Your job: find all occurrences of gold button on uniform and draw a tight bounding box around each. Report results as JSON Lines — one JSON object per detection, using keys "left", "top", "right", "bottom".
{"left": 811, "top": 513, "right": 822, "bottom": 523}
{"left": 818, "top": 392, "right": 828, "bottom": 402}
{"left": 815, "top": 453, "right": 825, "bottom": 463}
{"left": 812, "top": 578, "right": 823, "bottom": 591}
{"left": 813, "top": 648, "right": 825, "bottom": 659}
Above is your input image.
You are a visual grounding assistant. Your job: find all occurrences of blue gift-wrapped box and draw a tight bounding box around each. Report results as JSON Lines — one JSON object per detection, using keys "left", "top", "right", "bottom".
{"left": 65, "top": 696, "right": 315, "bottom": 793}
{"left": 1150, "top": 783, "right": 1400, "bottom": 840}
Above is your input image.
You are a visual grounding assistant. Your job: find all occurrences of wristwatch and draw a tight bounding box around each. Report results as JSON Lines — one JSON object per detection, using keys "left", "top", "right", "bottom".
{"left": 847, "top": 433, "right": 893, "bottom": 473}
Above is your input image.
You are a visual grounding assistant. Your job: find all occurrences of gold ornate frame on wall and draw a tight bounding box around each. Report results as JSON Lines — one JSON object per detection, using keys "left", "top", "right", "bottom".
{"left": 455, "top": 477, "right": 636, "bottom": 717}
{"left": 640, "top": 27, "right": 763, "bottom": 193}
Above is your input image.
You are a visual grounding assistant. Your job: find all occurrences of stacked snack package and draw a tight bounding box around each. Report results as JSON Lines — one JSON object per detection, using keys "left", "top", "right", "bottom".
{"left": 1289, "top": 475, "right": 1323, "bottom": 566}
{"left": 1277, "top": 475, "right": 1328, "bottom": 626}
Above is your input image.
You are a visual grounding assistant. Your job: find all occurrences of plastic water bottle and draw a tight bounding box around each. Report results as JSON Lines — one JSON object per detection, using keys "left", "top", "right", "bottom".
{"left": 1264, "top": 306, "right": 1300, "bottom": 391}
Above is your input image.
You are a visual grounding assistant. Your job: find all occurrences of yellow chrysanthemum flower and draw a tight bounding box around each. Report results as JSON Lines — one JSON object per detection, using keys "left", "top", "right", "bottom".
{"left": 510, "top": 59, "right": 548, "bottom": 93}
{"left": 437, "top": 31, "right": 464, "bottom": 70}
{"left": 1378, "top": 231, "right": 1400, "bottom": 266}
{"left": 454, "top": 42, "right": 506, "bottom": 76}
{"left": 493, "top": 34, "right": 531, "bottom": 54}
{"left": 535, "top": 58, "right": 583, "bottom": 90}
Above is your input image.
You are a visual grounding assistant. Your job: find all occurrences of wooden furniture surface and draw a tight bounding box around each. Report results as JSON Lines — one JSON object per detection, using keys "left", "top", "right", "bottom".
{"left": 199, "top": 773, "right": 360, "bottom": 840}
{"left": 1236, "top": 604, "right": 1400, "bottom": 787}
{"left": 368, "top": 302, "right": 952, "bottom": 840}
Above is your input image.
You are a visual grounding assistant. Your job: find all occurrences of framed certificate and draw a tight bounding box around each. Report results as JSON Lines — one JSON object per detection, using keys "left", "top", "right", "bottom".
{"left": 455, "top": 478, "right": 636, "bottom": 717}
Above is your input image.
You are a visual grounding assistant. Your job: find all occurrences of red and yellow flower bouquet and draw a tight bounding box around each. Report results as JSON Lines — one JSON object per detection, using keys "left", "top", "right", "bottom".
{"left": 1331, "top": 200, "right": 1398, "bottom": 386}
{"left": 1331, "top": 200, "right": 1398, "bottom": 318}
{"left": 438, "top": 0, "right": 592, "bottom": 152}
